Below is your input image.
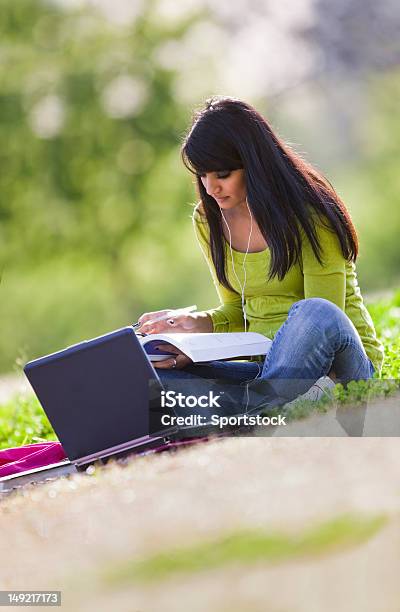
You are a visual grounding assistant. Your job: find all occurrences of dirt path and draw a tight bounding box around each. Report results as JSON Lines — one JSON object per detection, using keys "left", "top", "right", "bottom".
{"left": 1, "top": 431, "right": 399, "bottom": 611}
{"left": 1, "top": 374, "right": 399, "bottom": 611}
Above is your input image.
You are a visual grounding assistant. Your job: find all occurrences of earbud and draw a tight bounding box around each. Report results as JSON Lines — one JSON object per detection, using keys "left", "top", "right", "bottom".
{"left": 220, "top": 197, "right": 253, "bottom": 332}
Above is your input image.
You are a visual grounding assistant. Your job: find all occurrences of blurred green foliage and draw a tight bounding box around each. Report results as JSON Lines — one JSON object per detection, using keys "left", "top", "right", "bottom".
{"left": 0, "top": 0, "right": 212, "bottom": 371}
{"left": 106, "top": 515, "right": 386, "bottom": 583}
{"left": 0, "top": 0, "right": 398, "bottom": 373}
{"left": 334, "top": 72, "right": 400, "bottom": 290}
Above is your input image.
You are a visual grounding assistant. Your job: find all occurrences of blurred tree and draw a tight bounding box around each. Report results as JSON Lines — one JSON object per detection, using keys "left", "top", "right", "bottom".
{"left": 0, "top": 0, "right": 196, "bottom": 268}
{"left": 0, "top": 0, "right": 208, "bottom": 370}
{"left": 0, "top": 0, "right": 398, "bottom": 372}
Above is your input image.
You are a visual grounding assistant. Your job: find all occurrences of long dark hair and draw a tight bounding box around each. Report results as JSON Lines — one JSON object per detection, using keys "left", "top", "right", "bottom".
{"left": 181, "top": 96, "right": 358, "bottom": 291}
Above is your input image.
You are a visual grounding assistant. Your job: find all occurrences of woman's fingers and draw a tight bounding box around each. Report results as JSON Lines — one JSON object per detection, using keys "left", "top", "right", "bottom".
{"left": 153, "top": 354, "right": 192, "bottom": 369}
{"left": 154, "top": 344, "right": 180, "bottom": 354}
{"left": 137, "top": 310, "right": 170, "bottom": 328}
{"left": 140, "top": 314, "right": 189, "bottom": 335}
{"left": 140, "top": 320, "right": 170, "bottom": 335}
{"left": 153, "top": 357, "right": 178, "bottom": 369}
{"left": 137, "top": 309, "right": 200, "bottom": 335}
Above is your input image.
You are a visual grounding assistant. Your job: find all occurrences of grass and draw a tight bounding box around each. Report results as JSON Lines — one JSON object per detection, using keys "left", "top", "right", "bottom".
{"left": 0, "top": 291, "right": 399, "bottom": 450}
{"left": 104, "top": 514, "right": 387, "bottom": 584}
{"left": 270, "top": 377, "right": 400, "bottom": 424}
{"left": 0, "top": 394, "right": 56, "bottom": 450}
{"left": 366, "top": 290, "right": 400, "bottom": 378}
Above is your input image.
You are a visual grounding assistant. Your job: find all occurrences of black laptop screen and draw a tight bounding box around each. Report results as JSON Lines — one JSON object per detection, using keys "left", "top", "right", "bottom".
{"left": 24, "top": 328, "right": 163, "bottom": 461}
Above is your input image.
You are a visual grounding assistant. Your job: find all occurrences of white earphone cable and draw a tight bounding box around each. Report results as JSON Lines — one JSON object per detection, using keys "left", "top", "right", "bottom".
{"left": 221, "top": 198, "right": 263, "bottom": 413}
{"left": 220, "top": 197, "right": 253, "bottom": 333}
{"left": 194, "top": 199, "right": 263, "bottom": 413}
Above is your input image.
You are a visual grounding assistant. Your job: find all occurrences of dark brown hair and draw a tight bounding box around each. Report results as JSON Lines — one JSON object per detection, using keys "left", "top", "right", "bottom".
{"left": 182, "top": 96, "right": 358, "bottom": 290}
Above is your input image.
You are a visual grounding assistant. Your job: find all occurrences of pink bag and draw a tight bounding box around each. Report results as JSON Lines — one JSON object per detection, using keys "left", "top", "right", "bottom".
{"left": 0, "top": 435, "right": 220, "bottom": 481}
{"left": 0, "top": 442, "right": 66, "bottom": 478}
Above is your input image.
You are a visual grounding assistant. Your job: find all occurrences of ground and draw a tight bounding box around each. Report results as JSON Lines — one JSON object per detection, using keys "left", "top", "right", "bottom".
{"left": 0, "top": 375, "right": 399, "bottom": 612}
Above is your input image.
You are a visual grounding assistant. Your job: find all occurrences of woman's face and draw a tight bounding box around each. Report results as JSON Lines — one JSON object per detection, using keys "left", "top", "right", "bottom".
{"left": 199, "top": 168, "right": 247, "bottom": 211}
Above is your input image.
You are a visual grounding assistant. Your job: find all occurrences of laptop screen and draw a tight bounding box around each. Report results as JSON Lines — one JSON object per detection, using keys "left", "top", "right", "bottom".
{"left": 24, "top": 327, "right": 165, "bottom": 461}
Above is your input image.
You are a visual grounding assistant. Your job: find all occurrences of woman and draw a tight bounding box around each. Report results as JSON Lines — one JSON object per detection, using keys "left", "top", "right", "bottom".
{"left": 138, "top": 97, "right": 383, "bottom": 412}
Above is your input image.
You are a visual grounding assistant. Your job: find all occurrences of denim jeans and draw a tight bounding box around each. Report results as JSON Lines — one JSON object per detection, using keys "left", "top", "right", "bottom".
{"left": 157, "top": 298, "right": 375, "bottom": 416}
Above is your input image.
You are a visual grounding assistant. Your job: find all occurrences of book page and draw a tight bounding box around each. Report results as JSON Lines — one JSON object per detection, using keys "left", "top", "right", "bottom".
{"left": 140, "top": 332, "right": 271, "bottom": 362}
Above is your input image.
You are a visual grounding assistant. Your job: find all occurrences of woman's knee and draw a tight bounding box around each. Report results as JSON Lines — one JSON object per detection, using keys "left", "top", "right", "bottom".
{"left": 289, "top": 297, "right": 343, "bottom": 319}
{"left": 288, "top": 298, "right": 348, "bottom": 339}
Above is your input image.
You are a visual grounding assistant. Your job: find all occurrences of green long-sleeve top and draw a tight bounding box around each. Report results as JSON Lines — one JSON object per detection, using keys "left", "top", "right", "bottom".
{"left": 193, "top": 206, "right": 384, "bottom": 375}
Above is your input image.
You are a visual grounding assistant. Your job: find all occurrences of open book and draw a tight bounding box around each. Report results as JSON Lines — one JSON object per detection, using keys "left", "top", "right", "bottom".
{"left": 138, "top": 332, "right": 272, "bottom": 363}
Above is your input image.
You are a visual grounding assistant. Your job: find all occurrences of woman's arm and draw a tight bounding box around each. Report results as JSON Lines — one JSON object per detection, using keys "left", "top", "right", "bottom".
{"left": 301, "top": 218, "right": 346, "bottom": 309}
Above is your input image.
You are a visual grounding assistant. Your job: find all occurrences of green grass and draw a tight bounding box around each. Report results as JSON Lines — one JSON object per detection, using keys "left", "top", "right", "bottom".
{"left": 366, "top": 290, "right": 400, "bottom": 378}
{"left": 0, "top": 291, "right": 399, "bottom": 450}
{"left": 0, "top": 395, "right": 56, "bottom": 450}
{"left": 271, "top": 377, "right": 400, "bottom": 423}
{"left": 104, "top": 514, "right": 386, "bottom": 584}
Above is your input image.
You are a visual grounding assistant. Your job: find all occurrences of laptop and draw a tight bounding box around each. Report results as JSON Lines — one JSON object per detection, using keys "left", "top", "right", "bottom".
{"left": 0, "top": 326, "right": 179, "bottom": 493}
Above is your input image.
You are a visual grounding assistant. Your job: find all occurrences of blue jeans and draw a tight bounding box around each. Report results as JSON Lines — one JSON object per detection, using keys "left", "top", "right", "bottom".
{"left": 157, "top": 298, "right": 375, "bottom": 416}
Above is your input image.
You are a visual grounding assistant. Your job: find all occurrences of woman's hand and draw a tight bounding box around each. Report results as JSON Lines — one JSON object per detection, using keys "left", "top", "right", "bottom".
{"left": 152, "top": 345, "right": 192, "bottom": 370}
{"left": 137, "top": 309, "right": 213, "bottom": 335}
